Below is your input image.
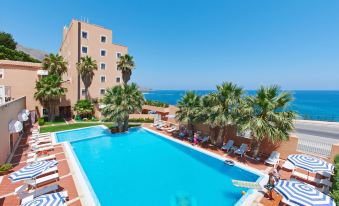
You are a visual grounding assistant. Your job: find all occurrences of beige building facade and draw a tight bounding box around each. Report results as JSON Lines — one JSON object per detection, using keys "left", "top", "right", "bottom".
{"left": 0, "top": 97, "right": 26, "bottom": 164}
{"left": 0, "top": 20, "right": 128, "bottom": 119}
{"left": 0, "top": 60, "right": 44, "bottom": 114}
{"left": 59, "top": 19, "right": 128, "bottom": 117}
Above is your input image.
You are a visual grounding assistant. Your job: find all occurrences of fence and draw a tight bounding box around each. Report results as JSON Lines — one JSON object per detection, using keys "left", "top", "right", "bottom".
{"left": 297, "top": 137, "right": 333, "bottom": 158}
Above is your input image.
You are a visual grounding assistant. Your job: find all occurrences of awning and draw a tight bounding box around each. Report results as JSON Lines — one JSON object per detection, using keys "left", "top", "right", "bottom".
{"left": 9, "top": 120, "right": 23, "bottom": 133}
{"left": 18, "top": 109, "right": 30, "bottom": 121}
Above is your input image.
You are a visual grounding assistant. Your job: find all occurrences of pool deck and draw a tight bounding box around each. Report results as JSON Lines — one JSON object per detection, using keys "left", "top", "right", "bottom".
{"left": 143, "top": 124, "right": 292, "bottom": 206}
{"left": 0, "top": 127, "right": 82, "bottom": 206}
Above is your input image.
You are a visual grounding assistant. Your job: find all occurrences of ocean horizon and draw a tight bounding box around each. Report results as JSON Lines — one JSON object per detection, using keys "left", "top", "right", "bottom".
{"left": 144, "top": 90, "right": 339, "bottom": 122}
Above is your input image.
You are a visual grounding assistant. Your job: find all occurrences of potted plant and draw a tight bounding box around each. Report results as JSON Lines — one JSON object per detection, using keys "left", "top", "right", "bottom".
{"left": 0, "top": 163, "right": 13, "bottom": 175}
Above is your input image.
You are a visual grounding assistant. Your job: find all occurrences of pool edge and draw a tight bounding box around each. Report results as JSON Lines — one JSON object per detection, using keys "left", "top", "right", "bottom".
{"left": 142, "top": 127, "right": 269, "bottom": 206}
{"left": 62, "top": 141, "right": 101, "bottom": 206}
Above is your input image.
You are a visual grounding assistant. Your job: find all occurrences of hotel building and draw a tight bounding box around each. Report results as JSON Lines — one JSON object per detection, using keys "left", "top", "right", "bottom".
{"left": 0, "top": 19, "right": 128, "bottom": 118}
{"left": 59, "top": 19, "right": 128, "bottom": 117}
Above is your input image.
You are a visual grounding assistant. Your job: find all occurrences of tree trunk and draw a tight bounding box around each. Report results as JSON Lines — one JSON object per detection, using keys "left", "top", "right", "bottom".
{"left": 251, "top": 139, "right": 261, "bottom": 158}
{"left": 117, "top": 121, "right": 123, "bottom": 133}
{"left": 48, "top": 101, "right": 54, "bottom": 122}
{"left": 209, "top": 126, "right": 218, "bottom": 145}
{"left": 216, "top": 127, "right": 225, "bottom": 147}
{"left": 85, "top": 86, "right": 89, "bottom": 100}
{"left": 123, "top": 117, "right": 129, "bottom": 132}
{"left": 188, "top": 121, "right": 194, "bottom": 137}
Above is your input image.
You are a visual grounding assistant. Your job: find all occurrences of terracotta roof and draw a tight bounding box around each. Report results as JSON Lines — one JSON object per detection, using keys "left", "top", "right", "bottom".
{"left": 0, "top": 60, "right": 41, "bottom": 69}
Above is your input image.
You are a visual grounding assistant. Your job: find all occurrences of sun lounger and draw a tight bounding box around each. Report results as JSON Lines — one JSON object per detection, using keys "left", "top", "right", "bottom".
{"left": 234, "top": 144, "right": 248, "bottom": 157}
{"left": 28, "top": 138, "right": 52, "bottom": 145}
{"left": 27, "top": 154, "right": 56, "bottom": 163}
{"left": 31, "top": 132, "right": 51, "bottom": 138}
{"left": 222, "top": 140, "right": 234, "bottom": 153}
{"left": 265, "top": 151, "right": 280, "bottom": 166}
{"left": 16, "top": 184, "right": 59, "bottom": 204}
{"left": 29, "top": 146, "right": 54, "bottom": 156}
{"left": 200, "top": 136, "right": 209, "bottom": 145}
{"left": 21, "top": 191, "right": 68, "bottom": 206}
{"left": 31, "top": 142, "right": 52, "bottom": 149}
{"left": 24, "top": 173, "right": 59, "bottom": 187}
{"left": 292, "top": 171, "right": 332, "bottom": 187}
{"left": 167, "top": 127, "right": 177, "bottom": 133}
{"left": 282, "top": 160, "right": 295, "bottom": 171}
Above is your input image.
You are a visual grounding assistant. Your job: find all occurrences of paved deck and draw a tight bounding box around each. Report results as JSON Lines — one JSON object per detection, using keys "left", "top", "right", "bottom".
{"left": 0, "top": 128, "right": 82, "bottom": 206}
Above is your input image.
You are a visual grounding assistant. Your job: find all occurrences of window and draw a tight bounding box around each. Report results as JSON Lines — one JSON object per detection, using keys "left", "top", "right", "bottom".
{"left": 81, "top": 31, "right": 88, "bottom": 39}
{"left": 116, "top": 52, "right": 121, "bottom": 58}
{"left": 116, "top": 77, "right": 121, "bottom": 83}
{"left": 101, "top": 50, "right": 106, "bottom": 56}
{"left": 100, "top": 63, "right": 106, "bottom": 70}
{"left": 81, "top": 88, "right": 86, "bottom": 96}
{"left": 101, "top": 36, "right": 107, "bottom": 43}
{"left": 100, "top": 76, "right": 106, "bottom": 83}
{"left": 81, "top": 46, "right": 88, "bottom": 54}
{"left": 100, "top": 89, "right": 106, "bottom": 95}
{"left": 0, "top": 69, "right": 4, "bottom": 79}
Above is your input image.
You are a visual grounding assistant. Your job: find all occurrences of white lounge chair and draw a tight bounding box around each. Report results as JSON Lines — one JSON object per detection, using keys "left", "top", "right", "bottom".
{"left": 222, "top": 140, "right": 234, "bottom": 153}
{"left": 16, "top": 184, "right": 59, "bottom": 204}
{"left": 28, "top": 137, "right": 52, "bottom": 145}
{"left": 292, "top": 171, "right": 332, "bottom": 187}
{"left": 27, "top": 154, "right": 56, "bottom": 163}
{"left": 282, "top": 160, "right": 295, "bottom": 171}
{"left": 265, "top": 151, "right": 280, "bottom": 166}
{"left": 21, "top": 191, "right": 68, "bottom": 205}
{"left": 234, "top": 144, "right": 248, "bottom": 157}
{"left": 167, "top": 126, "right": 177, "bottom": 133}
{"left": 29, "top": 146, "right": 54, "bottom": 156}
{"left": 25, "top": 173, "right": 59, "bottom": 187}
{"left": 31, "top": 143, "right": 52, "bottom": 150}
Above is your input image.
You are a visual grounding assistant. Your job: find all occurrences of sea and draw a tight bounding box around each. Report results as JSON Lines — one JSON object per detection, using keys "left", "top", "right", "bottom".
{"left": 143, "top": 90, "right": 339, "bottom": 122}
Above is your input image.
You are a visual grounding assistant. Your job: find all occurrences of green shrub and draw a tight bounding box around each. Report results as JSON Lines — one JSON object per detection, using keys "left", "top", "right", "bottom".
{"left": 129, "top": 118, "right": 153, "bottom": 123}
{"left": 38, "top": 117, "right": 45, "bottom": 126}
{"left": 0, "top": 163, "right": 12, "bottom": 172}
{"left": 334, "top": 154, "right": 339, "bottom": 164}
{"left": 145, "top": 100, "right": 169, "bottom": 108}
{"left": 73, "top": 100, "right": 94, "bottom": 119}
{"left": 331, "top": 190, "right": 339, "bottom": 205}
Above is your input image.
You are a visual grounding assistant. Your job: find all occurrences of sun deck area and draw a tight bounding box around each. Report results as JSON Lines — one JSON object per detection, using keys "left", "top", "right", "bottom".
{"left": 0, "top": 126, "right": 82, "bottom": 206}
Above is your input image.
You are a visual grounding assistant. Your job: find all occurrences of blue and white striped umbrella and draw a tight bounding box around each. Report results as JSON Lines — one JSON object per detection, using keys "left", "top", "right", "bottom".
{"left": 20, "top": 192, "right": 66, "bottom": 206}
{"left": 288, "top": 154, "right": 334, "bottom": 174}
{"left": 275, "top": 180, "right": 335, "bottom": 206}
{"left": 9, "top": 160, "right": 58, "bottom": 182}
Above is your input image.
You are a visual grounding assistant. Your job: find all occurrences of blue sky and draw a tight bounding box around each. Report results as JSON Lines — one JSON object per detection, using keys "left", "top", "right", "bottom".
{"left": 1, "top": 0, "right": 339, "bottom": 90}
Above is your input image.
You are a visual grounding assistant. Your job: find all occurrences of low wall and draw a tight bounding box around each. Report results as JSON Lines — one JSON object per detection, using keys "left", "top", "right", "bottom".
{"left": 192, "top": 123, "right": 324, "bottom": 161}
{"left": 0, "top": 97, "right": 26, "bottom": 164}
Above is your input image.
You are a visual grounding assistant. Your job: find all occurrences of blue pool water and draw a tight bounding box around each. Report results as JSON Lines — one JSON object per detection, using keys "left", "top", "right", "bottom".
{"left": 56, "top": 126, "right": 261, "bottom": 206}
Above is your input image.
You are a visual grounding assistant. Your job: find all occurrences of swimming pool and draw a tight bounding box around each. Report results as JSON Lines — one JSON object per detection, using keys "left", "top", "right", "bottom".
{"left": 56, "top": 126, "right": 264, "bottom": 206}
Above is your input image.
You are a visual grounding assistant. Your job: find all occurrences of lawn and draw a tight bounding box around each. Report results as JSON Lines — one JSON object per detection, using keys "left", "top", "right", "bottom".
{"left": 40, "top": 122, "right": 141, "bottom": 133}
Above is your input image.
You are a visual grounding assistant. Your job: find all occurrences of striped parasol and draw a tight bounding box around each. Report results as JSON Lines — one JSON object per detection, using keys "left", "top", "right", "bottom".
{"left": 8, "top": 160, "right": 58, "bottom": 182}
{"left": 275, "top": 180, "right": 335, "bottom": 206}
{"left": 287, "top": 154, "right": 334, "bottom": 174}
{"left": 20, "top": 192, "right": 67, "bottom": 206}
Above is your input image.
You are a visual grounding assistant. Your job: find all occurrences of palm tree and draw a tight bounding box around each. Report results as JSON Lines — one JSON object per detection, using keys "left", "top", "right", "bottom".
{"left": 203, "top": 82, "right": 244, "bottom": 146}
{"left": 42, "top": 54, "right": 68, "bottom": 76}
{"left": 176, "top": 91, "right": 201, "bottom": 137}
{"left": 76, "top": 56, "right": 98, "bottom": 99}
{"left": 238, "top": 85, "right": 296, "bottom": 158}
{"left": 117, "top": 54, "right": 135, "bottom": 85}
{"left": 101, "top": 83, "right": 144, "bottom": 132}
{"left": 34, "top": 74, "right": 67, "bottom": 121}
